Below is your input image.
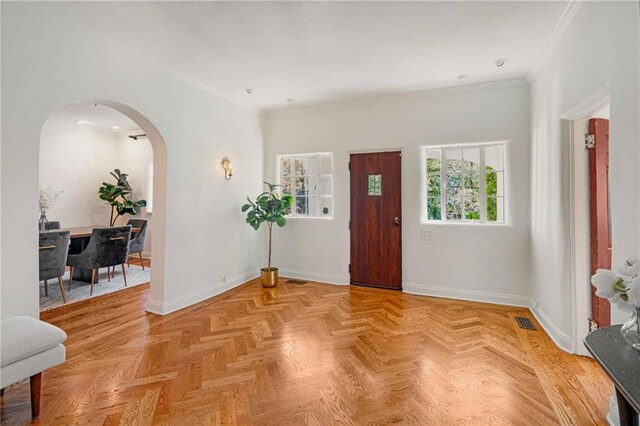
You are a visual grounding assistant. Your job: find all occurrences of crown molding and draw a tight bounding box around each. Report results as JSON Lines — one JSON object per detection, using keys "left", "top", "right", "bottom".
{"left": 526, "top": 0, "right": 583, "bottom": 82}
{"left": 267, "top": 78, "right": 528, "bottom": 118}
{"left": 15, "top": 3, "right": 265, "bottom": 116}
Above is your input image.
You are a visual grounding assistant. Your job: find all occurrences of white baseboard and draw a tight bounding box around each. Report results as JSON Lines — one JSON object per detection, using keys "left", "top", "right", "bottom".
{"left": 128, "top": 252, "right": 152, "bottom": 260}
{"left": 528, "top": 303, "right": 574, "bottom": 353}
{"left": 403, "top": 282, "right": 531, "bottom": 308}
{"left": 404, "top": 282, "right": 576, "bottom": 354}
{"left": 278, "top": 268, "right": 349, "bottom": 286}
{"left": 145, "top": 270, "right": 259, "bottom": 315}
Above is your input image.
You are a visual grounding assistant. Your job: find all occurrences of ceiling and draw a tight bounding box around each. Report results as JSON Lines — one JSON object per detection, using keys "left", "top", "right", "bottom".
{"left": 30, "top": 1, "right": 570, "bottom": 111}
{"left": 48, "top": 102, "right": 143, "bottom": 136}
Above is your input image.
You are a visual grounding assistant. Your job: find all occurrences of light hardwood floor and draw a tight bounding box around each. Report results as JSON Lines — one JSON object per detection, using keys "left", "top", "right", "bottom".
{"left": 1, "top": 272, "right": 611, "bottom": 425}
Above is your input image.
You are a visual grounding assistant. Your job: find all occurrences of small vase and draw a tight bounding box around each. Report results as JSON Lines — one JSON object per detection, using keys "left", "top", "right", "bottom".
{"left": 39, "top": 213, "right": 48, "bottom": 231}
{"left": 621, "top": 307, "right": 640, "bottom": 351}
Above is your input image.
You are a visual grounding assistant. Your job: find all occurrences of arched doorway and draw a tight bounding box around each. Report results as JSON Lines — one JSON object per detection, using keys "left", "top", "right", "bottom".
{"left": 38, "top": 100, "right": 167, "bottom": 312}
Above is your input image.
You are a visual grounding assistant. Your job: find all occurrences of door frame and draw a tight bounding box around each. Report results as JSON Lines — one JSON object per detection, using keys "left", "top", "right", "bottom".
{"left": 348, "top": 148, "right": 404, "bottom": 289}
{"left": 562, "top": 85, "right": 610, "bottom": 356}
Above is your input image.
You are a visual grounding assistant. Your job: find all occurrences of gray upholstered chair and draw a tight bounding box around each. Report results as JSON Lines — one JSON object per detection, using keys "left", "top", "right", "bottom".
{"left": 66, "top": 226, "right": 132, "bottom": 295}
{"left": 38, "top": 221, "right": 61, "bottom": 231}
{"left": 126, "top": 219, "right": 148, "bottom": 270}
{"left": 39, "top": 230, "right": 71, "bottom": 303}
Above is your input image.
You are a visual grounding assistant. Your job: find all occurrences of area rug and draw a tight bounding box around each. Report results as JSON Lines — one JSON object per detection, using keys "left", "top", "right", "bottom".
{"left": 39, "top": 265, "right": 150, "bottom": 311}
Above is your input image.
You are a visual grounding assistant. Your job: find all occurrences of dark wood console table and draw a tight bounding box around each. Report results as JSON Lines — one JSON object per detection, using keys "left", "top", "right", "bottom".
{"left": 585, "top": 325, "right": 640, "bottom": 426}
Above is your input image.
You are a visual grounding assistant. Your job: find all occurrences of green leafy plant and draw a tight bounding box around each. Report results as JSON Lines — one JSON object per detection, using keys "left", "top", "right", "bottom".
{"left": 98, "top": 169, "right": 147, "bottom": 226}
{"left": 241, "top": 182, "right": 293, "bottom": 270}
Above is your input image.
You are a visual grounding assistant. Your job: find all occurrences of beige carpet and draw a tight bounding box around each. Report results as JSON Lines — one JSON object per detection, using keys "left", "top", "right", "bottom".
{"left": 39, "top": 265, "right": 150, "bottom": 311}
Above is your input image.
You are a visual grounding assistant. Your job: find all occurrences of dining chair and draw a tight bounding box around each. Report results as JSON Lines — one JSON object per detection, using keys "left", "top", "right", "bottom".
{"left": 66, "top": 226, "right": 132, "bottom": 296}
{"left": 126, "top": 219, "right": 148, "bottom": 270}
{"left": 38, "top": 221, "right": 61, "bottom": 231}
{"left": 39, "top": 230, "right": 71, "bottom": 304}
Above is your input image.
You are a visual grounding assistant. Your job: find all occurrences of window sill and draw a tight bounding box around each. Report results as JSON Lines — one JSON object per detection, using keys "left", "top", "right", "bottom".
{"left": 421, "top": 220, "right": 511, "bottom": 227}
{"left": 286, "top": 216, "right": 334, "bottom": 220}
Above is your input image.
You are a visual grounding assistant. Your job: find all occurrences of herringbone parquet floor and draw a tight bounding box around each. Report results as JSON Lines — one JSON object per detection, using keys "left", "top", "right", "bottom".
{"left": 1, "top": 272, "right": 611, "bottom": 425}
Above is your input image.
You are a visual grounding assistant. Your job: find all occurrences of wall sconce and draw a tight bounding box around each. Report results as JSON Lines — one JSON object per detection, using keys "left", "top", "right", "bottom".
{"left": 221, "top": 156, "right": 233, "bottom": 180}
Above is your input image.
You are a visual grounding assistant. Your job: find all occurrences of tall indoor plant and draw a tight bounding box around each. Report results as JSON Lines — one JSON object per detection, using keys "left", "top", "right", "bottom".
{"left": 242, "top": 182, "right": 293, "bottom": 287}
{"left": 98, "top": 169, "right": 147, "bottom": 226}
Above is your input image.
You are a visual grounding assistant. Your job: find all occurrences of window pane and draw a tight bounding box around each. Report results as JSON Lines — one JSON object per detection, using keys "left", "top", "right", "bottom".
{"left": 368, "top": 174, "right": 382, "bottom": 196}
{"left": 426, "top": 150, "right": 441, "bottom": 173}
{"left": 486, "top": 171, "right": 504, "bottom": 197}
{"left": 318, "top": 176, "right": 332, "bottom": 196}
{"left": 485, "top": 145, "right": 504, "bottom": 171}
{"left": 446, "top": 198, "right": 463, "bottom": 220}
{"left": 295, "top": 177, "right": 308, "bottom": 195}
{"left": 427, "top": 197, "right": 441, "bottom": 220}
{"left": 427, "top": 174, "right": 441, "bottom": 196}
{"left": 446, "top": 173, "right": 464, "bottom": 198}
{"left": 295, "top": 196, "right": 309, "bottom": 215}
{"left": 496, "top": 196, "right": 504, "bottom": 222}
{"left": 320, "top": 156, "right": 332, "bottom": 175}
{"left": 281, "top": 177, "right": 292, "bottom": 195}
{"left": 305, "top": 157, "right": 319, "bottom": 176}
{"left": 464, "top": 198, "right": 480, "bottom": 220}
{"left": 307, "top": 176, "right": 319, "bottom": 196}
{"left": 463, "top": 173, "right": 480, "bottom": 197}
{"left": 463, "top": 148, "right": 480, "bottom": 171}
{"left": 294, "top": 158, "right": 306, "bottom": 176}
{"left": 446, "top": 149, "right": 463, "bottom": 173}
{"left": 486, "top": 196, "right": 504, "bottom": 222}
{"left": 281, "top": 158, "right": 292, "bottom": 176}
{"left": 307, "top": 196, "right": 317, "bottom": 216}
{"left": 319, "top": 196, "right": 332, "bottom": 217}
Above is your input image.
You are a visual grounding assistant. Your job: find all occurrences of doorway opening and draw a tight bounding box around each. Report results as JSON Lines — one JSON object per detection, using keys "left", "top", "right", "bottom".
{"left": 38, "top": 101, "right": 167, "bottom": 312}
{"left": 565, "top": 88, "right": 610, "bottom": 356}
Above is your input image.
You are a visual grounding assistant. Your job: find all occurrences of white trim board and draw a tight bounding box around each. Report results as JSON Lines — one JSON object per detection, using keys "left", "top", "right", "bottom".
{"left": 526, "top": 0, "right": 583, "bottom": 81}
{"left": 268, "top": 79, "right": 528, "bottom": 116}
{"left": 403, "top": 282, "right": 530, "bottom": 308}
{"left": 404, "top": 282, "right": 574, "bottom": 353}
{"left": 279, "top": 269, "right": 349, "bottom": 286}
{"left": 528, "top": 303, "right": 574, "bottom": 353}
{"left": 145, "top": 270, "right": 259, "bottom": 315}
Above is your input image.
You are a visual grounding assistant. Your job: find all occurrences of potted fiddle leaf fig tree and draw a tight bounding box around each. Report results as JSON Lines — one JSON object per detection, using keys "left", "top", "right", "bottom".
{"left": 242, "top": 182, "right": 293, "bottom": 288}
{"left": 98, "top": 169, "right": 147, "bottom": 226}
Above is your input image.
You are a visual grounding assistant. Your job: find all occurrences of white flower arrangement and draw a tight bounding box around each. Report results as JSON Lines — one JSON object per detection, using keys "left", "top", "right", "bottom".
{"left": 38, "top": 186, "right": 63, "bottom": 215}
{"left": 592, "top": 256, "right": 640, "bottom": 313}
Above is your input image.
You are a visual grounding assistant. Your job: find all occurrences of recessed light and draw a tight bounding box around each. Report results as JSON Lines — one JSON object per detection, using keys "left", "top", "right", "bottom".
{"left": 286, "top": 98, "right": 294, "bottom": 102}
{"left": 458, "top": 74, "right": 468, "bottom": 80}
{"left": 112, "top": 125, "right": 120, "bottom": 130}
{"left": 494, "top": 59, "right": 507, "bottom": 67}
{"left": 245, "top": 88, "right": 254, "bottom": 95}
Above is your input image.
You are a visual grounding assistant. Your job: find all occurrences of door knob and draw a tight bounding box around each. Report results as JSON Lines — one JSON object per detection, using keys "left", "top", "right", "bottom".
{"left": 393, "top": 217, "right": 401, "bottom": 226}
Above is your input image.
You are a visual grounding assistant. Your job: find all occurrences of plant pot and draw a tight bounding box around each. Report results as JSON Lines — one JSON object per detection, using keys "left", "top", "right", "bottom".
{"left": 261, "top": 267, "right": 278, "bottom": 288}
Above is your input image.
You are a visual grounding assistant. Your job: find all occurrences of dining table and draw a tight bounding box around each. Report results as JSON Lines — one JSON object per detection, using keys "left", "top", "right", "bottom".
{"left": 43, "top": 225, "right": 141, "bottom": 283}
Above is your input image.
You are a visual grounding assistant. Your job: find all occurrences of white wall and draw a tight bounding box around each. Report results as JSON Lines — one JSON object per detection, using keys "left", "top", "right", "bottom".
{"left": 264, "top": 81, "right": 531, "bottom": 305}
{"left": 40, "top": 120, "right": 154, "bottom": 254}
{"left": 529, "top": 1, "right": 640, "bottom": 349}
{"left": 1, "top": 4, "right": 265, "bottom": 318}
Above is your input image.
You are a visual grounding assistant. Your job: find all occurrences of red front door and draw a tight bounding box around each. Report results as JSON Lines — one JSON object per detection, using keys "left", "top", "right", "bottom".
{"left": 589, "top": 118, "right": 611, "bottom": 328}
{"left": 349, "top": 152, "right": 402, "bottom": 289}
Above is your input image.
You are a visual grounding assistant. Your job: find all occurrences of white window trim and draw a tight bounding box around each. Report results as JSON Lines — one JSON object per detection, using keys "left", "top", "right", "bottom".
{"left": 276, "top": 152, "right": 334, "bottom": 219}
{"left": 423, "top": 142, "right": 507, "bottom": 225}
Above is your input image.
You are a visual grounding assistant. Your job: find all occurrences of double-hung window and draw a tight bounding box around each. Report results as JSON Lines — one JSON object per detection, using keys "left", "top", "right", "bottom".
{"left": 425, "top": 143, "right": 505, "bottom": 223}
{"left": 278, "top": 153, "right": 333, "bottom": 218}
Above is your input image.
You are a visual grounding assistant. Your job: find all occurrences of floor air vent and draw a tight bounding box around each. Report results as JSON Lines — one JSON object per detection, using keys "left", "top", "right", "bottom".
{"left": 286, "top": 279, "right": 307, "bottom": 285}
{"left": 515, "top": 317, "right": 536, "bottom": 330}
